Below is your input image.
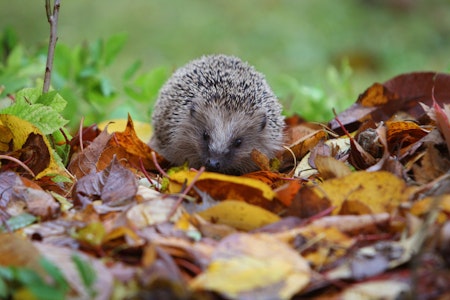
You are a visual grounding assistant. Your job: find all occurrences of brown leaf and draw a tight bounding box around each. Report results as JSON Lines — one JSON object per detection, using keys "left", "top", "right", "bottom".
{"left": 330, "top": 72, "right": 450, "bottom": 131}
{"left": 68, "top": 128, "right": 112, "bottom": 179}
{"left": 281, "top": 130, "right": 327, "bottom": 172}
{"left": 0, "top": 233, "right": 45, "bottom": 276}
{"left": 314, "top": 155, "right": 352, "bottom": 180}
{"left": 169, "top": 170, "right": 285, "bottom": 213}
{"left": 1, "top": 171, "right": 59, "bottom": 220}
{"left": 386, "top": 121, "right": 428, "bottom": 154}
{"left": 10, "top": 185, "right": 60, "bottom": 220}
{"left": 0, "top": 115, "right": 68, "bottom": 179}
{"left": 72, "top": 156, "right": 138, "bottom": 209}
{"left": 99, "top": 115, "right": 167, "bottom": 172}
{"left": 275, "top": 179, "right": 303, "bottom": 207}
{"left": 412, "top": 144, "right": 450, "bottom": 184}
{"left": 285, "top": 187, "right": 332, "bottom": 219}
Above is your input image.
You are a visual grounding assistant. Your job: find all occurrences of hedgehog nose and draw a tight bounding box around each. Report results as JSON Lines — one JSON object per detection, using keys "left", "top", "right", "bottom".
{"left": 205, "top": 158, "right": 221, "bottom": 172}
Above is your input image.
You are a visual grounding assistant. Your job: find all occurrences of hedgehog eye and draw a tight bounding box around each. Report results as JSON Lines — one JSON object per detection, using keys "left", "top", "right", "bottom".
{"left": 233, "top": 138, "right": 242, "bottom": 148}
{"left": 203, "top": 131, "right": 210, "bottom": 141}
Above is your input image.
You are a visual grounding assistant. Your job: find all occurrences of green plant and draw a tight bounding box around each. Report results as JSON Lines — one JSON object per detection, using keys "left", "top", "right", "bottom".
{"left": 274, "top": 59, "right": 355, "bottom": 122}
{"left": 0, "top": 28, "right": 169, "bottom": 131}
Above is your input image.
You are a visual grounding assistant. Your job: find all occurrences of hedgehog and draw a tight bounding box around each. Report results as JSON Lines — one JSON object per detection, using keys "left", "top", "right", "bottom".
{"left": 150, "top": 54, "right": 285, "bottom": 175}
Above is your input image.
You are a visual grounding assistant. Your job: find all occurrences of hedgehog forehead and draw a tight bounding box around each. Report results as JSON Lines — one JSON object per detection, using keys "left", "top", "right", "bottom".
{"left": 192, "top": 104, "right": 264, "bottom": 145}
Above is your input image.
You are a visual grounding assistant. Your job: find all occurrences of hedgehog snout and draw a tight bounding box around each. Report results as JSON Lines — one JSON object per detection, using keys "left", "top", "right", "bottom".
{"left": 205, "top": 157, "right": 221, "bottom": 172}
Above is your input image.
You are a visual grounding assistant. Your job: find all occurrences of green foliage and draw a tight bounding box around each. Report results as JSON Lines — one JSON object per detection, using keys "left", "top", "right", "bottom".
{"left": 0, "top": 257, "right": 69, "bottom": 300}
{"left": 0, "top": 28, "right": 45, "bottom": 96}
{"left": 276, "top": 59, "right": 355, "bottom": 121}
{"left": 0, "top": 256, "right": 97, "bottom": 300}
{"left": 0, "top": 87, "right": 68, "bottom": 134}
{"left": 0, "top": 27, "right": 354, "bottom": 127}
{"left": 0, "top": 29, "right": 169, "bottom": 130}
{"left": 72, "top": 255, "right": 97, "bottom": 298}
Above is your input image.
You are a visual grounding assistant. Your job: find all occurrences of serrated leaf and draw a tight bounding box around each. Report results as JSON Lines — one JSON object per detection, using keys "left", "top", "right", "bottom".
{"left": 1, "top": 103, "right": 67, "bottom": 134}
{"left": 15, "top": 87, "right": 40, "bottom": 104}
{"left": 38, "top": 91, "right": 67, "bottom": 113}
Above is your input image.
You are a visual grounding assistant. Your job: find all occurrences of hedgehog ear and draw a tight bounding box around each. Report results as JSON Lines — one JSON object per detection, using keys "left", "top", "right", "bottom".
{"left": 259, "top": 114, "right": 267, "bottom": 131}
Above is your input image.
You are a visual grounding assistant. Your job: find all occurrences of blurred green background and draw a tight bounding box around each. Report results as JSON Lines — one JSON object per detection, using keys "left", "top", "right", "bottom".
{"left": 1, "top": 0, "right": 449, "bottom": 126}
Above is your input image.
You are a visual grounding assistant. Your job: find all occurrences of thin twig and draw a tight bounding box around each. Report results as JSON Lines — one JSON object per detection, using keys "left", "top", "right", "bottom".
{"left": 43, "top": 0, "right": 61, "bottom": 93}
{"left": 0, "top": 155, "right": 36, "bottom": 178}
{"left": 167, "top": 166, "right": 205, "bottom": 220}
{"left": 151, "top": 151, "right": 169, "bottom": 178}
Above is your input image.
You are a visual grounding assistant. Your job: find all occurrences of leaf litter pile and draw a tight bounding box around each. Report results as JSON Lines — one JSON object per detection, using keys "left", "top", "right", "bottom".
{"left": 1, "top": 72, "right": 450, "bottom": 299}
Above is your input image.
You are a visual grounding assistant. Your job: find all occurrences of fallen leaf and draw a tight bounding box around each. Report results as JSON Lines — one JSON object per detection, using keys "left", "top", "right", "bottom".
{"left": 0, "top": 233, "right": 44, "bottom": 276}
{"left": 168, "top": 170, "right": 284, "bottom": 213}
{"left": 99, "top": 115, "right": 166, "bottom": 172}
{"left": 313, "top": 171, "right": 410, "bottom": 215}
{"left": 190, "top": 233, "right": 311, "bottom": 299}
{"left": 330, "top": 72, "right": 450, "bottom": 131}
{"left": 0, "top": 114, "right": 68, "bottom": 179}
{"left": 197, "top": 200, "right": 280, "bottom": 231}
{"left": 98, "top": 118, "right": 152, "bottom": 143}
{"left": 72, "top": 156, "right": 138, "bottom": 209}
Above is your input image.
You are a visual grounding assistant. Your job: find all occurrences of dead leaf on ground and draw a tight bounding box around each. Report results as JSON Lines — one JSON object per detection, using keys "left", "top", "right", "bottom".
{"left": 0, "top": 114, "right": 69, "bottom": 179}
{"left": 197, "top": 200, "right": 280, "bottom": 231}
{"left": 313, "top": 171, "right": 410, "bottom": 215}
{"left": 190, "top": 233, "right": 311, "bottom": 300}
{"left": 168, "top": 170, "right": 285, "bottom": 213}
{"left": 72, "top": 156, "right": 138, "bottom": 209}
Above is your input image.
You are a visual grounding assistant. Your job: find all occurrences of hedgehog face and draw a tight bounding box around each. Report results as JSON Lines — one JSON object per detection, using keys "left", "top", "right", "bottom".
{"left": 150, "top": 54, "right": 285, "bottom": 174}
{"left": 188, "top": 102, "right": 267, "bottom": 174}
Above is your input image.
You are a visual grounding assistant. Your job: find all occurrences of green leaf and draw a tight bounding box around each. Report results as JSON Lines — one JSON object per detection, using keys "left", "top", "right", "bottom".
{"left": 72, "top": 255, "right": 96, "bottom": 295}
{"left": 1, "top": 103, "right": 68, "bottom": 134}
{"left": 15, "top": 87, "right": 40, "bottom": 104}
{"left": 0, "top": 277, "right": 8, "bottom": 299}
{"left": 38, "top": 91, "right": 67, "bottom": 113}
{"left": 6, "top": 44, "right": 25, "bottom": 68}
{"left": 0, "top": 213, "right": 36, "bottom": 232}
{"left": 123, "top": 59, "right": 142, "bottom": 81}
{"left": 125, "top": 66, "right": 169, "bottom": 103}
{"left": 103, "top": 33, "right": 128, "bottom": 66}
{"left": 39, "top": 258, "right": 69, "bottom": 292}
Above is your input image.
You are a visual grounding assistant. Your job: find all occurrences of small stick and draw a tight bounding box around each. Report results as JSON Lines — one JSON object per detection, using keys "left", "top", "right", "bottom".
{"left": 43, "top": 0, "right": 61, "bottom": 93}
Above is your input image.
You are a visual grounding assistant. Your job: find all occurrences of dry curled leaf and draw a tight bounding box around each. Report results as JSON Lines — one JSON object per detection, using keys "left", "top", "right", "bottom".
{"left": 73, "top": 156, "right": 138, "bottom": 209}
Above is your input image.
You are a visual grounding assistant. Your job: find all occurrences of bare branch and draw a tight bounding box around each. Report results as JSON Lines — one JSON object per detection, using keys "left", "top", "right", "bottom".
{"left": 43, "top": 0, "right": 61, "bottom": 94}
{"left": 45, "top": 0, "right": 52, "bottom": 22}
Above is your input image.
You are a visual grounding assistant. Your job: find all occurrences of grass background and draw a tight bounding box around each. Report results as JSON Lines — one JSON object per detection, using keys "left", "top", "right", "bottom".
{"left": 1, "top": 0, "right": 450, "bottom": 122}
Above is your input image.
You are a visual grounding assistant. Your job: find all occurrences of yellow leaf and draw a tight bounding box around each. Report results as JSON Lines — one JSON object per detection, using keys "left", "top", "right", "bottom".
{"left": 190, "top": 233, "right": 310, "bottom": 299}
{"left": 298, "top": 226, "right": 354, "bottom": 267}
{"left": 197, "top": 200, "right": 280, "bottom": 231}
{"left": 0, "top": 114, "right": 68, "bottom": 179}
{"left": 169, "top": 170, "right": 277, "bottom": 206}
{"left": 410, "top": 194, "right": 450, "bottom": 223}
{"left": 98, "top": 118, "right": 152, "bottom": 143}
{"left": 313, "top": 171, "right": 409, "bottom": 214}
